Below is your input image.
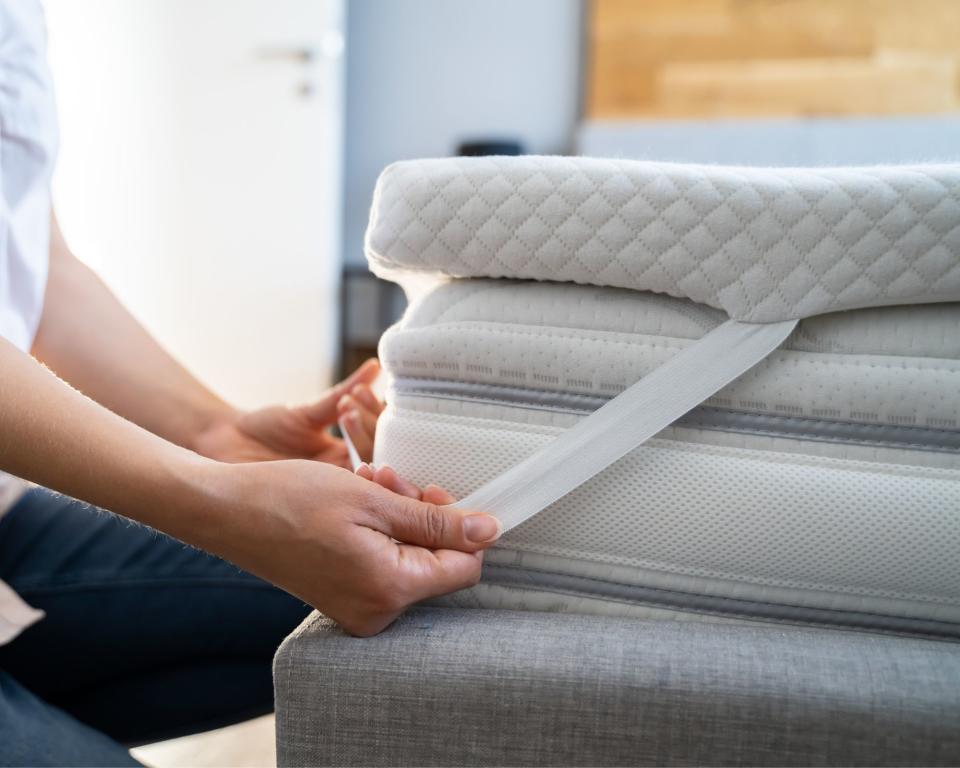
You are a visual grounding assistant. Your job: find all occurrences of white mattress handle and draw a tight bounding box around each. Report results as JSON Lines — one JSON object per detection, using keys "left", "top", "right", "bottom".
{"left": 449, "top": 318, "right": 799, "bottom": 532}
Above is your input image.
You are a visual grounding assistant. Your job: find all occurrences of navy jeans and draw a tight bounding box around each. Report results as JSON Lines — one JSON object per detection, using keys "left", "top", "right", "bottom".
{"left": 0, "top": 488, "right": 310, "bottom": 766}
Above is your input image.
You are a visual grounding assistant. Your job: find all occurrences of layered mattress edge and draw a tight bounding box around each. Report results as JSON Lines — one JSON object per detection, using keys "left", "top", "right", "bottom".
{"left": 374, "top": 279, "right": 960, "bottom": 637}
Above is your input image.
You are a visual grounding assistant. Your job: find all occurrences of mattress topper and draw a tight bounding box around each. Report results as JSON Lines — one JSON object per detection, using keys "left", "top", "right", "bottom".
{"left": 365, "top": 156, "right": 960, "bottom": 323}
{"left": 364, "top": 156, "right": 960, "bottom": 635}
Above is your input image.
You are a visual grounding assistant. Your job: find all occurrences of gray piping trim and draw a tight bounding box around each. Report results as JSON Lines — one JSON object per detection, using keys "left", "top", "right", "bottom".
{"left": 392, "top": 377, "right": 960, "bottom": 454}
{"left": 482, "top": 563, "right": 960, "bottom": 640}
{"left": 686, "top": 408, "right": 960, "bottom": 453}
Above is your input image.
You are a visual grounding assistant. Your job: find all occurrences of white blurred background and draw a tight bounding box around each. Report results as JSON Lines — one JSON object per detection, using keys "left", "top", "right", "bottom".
{"left": 46, "top": 0, "right": 346, "bottom": 409}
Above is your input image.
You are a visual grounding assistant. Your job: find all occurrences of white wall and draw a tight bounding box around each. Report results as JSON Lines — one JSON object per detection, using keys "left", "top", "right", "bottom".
{"left": 342, "top": 0, "right": 583, "bottom": 266}
{"left": 46, "top": 0, "right": 345, "bottom": 408}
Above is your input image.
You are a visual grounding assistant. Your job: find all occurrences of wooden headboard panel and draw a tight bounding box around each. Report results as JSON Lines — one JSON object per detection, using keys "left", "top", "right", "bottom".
{"left": 587, "top": 0, "right": 960, "bottom": 119}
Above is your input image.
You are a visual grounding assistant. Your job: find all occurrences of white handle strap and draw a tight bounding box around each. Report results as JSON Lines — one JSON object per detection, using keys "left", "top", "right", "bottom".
{"left": 450, "top": 318, "right": 798, "bottom": 532}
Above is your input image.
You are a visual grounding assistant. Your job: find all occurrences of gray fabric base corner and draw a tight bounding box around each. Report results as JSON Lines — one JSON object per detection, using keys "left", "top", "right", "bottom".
{"left": 274, "top": 608, "right": 960, "bottom": 767}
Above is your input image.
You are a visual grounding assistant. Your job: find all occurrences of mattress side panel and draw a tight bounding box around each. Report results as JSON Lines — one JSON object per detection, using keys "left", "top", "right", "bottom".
{"left": 375, "top": 403, "right": 960, "bottom": 635}
{"left": 396, "top": 279, "right": 960, "bottom": 359}
{"left": 382, "top": 282, "right": 960, "bottom": 439}
{"left": 375, "top": 279, "right": 960, "bottom": 635}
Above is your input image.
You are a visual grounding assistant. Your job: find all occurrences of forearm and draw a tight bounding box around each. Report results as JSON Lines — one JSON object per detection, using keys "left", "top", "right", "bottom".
{"left": 31, "top": 214, "right": 235, "bottom": 449}
{"left": 0, "top": 333, "right": 499, "bottom": 637}
{"left": 0, "top": 334, "right": 219, "bottom": 544}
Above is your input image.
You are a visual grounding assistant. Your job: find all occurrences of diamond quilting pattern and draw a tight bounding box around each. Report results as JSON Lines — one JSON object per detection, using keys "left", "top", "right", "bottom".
{"left": 366, "top": 156, "right": 960, "bottom": 322}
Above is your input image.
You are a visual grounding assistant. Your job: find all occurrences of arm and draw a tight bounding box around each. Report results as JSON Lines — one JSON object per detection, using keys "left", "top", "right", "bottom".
{"left": 34, "top": 213, "right": 379, "bottom": 464}
{"left": 0, "top": 336, "right": 501, "bottom": 635}
{"left": 32, "top": 214, "right": 234, "bottom": 449}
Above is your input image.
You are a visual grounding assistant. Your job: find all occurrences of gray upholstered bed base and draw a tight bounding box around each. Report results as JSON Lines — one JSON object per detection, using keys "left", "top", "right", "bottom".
{"left": 273, "top": 608, "right": 960, "bottom": 767}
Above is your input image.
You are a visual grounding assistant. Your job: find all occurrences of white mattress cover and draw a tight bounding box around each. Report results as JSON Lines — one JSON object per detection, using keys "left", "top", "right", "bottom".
{"left": 366, "top": 156, "right": 960, "bottom": 322}
{"left": 375, "top": 280, "right": 960, "bottom": 636}
{"left": 382, "top": 280, "right": 960, "bottom": 445}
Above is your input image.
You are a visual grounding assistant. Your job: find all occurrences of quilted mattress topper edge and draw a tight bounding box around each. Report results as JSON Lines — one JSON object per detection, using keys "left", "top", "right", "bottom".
{"left": 364, "top": 155, "right": 960, "bottom": 323}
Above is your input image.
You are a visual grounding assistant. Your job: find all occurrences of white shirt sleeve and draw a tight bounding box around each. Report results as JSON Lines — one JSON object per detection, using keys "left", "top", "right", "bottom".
{"left": 0, "top": 0, "right": 60, "bottom": 644}
{"left": 0, "top": 0, "right": 59, "bottom": 352}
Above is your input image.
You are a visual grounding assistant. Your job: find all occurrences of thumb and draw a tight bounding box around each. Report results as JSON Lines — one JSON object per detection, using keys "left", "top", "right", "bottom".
{"left": 302, "top": 359, "right": 380, "bottom": 426}
{"left": 366, "top": 489, "right": 502, "bottom": 552}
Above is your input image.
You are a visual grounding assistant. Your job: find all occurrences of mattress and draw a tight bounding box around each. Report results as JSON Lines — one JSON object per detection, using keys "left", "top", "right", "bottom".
{"left": 366, "top": 156, "right": 960, "bottom": 638}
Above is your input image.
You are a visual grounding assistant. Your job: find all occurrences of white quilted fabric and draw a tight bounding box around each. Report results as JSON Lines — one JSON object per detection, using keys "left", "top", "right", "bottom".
{"left": 366, "top": 156, "right": 960, "bottom": 322}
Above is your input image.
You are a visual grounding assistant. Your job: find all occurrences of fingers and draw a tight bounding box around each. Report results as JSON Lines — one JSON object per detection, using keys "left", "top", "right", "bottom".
{"left": 363, "top": 487, "right": 501, "bottom": 553}
{"left": 338, "top": 358, "right": 380, "bottom": 393}
{"left": 336, "top": 469, "right": 483, "bottom": 636}
{"left": 337, "top": 393, "right": 379, "bottom": 438}
{"left": 421, "top": 484, "right": 456, "bottom": 505}
{"left": 347, "top": 383, "right": 384, "bottom": 416}
{"left": 339, "top": 408, "right": 374, "bottom": 462}
{"left": 342, "top": 545, "right": 483, "bottom": 637}
{"left": 337, "top": 383, "right": 384, "bottom": 464}
{"left": 355, "top": 464, "right": 458, "bottom": 505}
{"left": 395, "top": 546, "right": 483, "bottom": 605}
{"left": 370, "top": 465, "right": 423, "bottom": 499}
{"left": 303, "top": 359, "right": 381, "bottom": 426}
{"left": 312, "top": 440, "right": 352, "bottom": 470}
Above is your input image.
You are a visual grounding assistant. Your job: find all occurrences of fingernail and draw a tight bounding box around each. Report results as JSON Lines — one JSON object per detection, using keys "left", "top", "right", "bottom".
{"left": 355, "top": 462, "right": 370, "bottom": 475}
{"left": 338, "top": 395, "right": 351, "bottom": 409}
{"left": 463, "top": 514, "right": 502, "bottom": 543}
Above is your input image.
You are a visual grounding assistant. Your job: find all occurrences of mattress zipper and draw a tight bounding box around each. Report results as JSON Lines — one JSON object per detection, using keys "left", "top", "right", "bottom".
{"left": 391, "top": 377, "right": 960, "bottom": 454}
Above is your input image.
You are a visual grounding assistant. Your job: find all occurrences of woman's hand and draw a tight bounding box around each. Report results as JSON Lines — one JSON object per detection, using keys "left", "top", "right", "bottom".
{"left": 193, "top": 359, "right": 384, "bottom": 467}
{"left": 3, "top": 331, "right": 493, "bottom": 639}
{"left": 38, "top": 217, "right": 385, "bottom": 467}
{"left": 355, "top": 462, "right": 456, "bottom": 505}
{"left": 199, "top": 460, "right": 500, "bottom": 637}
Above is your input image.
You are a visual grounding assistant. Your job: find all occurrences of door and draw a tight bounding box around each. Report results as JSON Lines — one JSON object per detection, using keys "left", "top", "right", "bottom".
{"left": 45, "top": 0, "right": 345, "bottom": 409}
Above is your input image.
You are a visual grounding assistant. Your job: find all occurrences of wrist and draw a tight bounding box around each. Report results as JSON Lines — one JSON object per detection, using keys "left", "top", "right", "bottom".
{"left": 165, "top": 455, "right": 241, "bottom": 551}
{"left": 166, "top": 458, "right": 288, "bottom": 565}
{"left": 116, "top": 444, "right": 232, "bottom": 551}
{"left": 187, "top": 400, "right": 242, "bottom": 457}
{"left": 166, "top": 458, "right": 307, "bottom": 576}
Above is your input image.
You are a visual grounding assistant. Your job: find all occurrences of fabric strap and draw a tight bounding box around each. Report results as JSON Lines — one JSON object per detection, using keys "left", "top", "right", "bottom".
{"left": 450, "top": 318, "right": 798, "bottom": 532}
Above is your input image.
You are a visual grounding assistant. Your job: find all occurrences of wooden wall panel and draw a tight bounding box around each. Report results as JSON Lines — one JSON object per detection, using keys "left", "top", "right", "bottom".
{"left": 588, "top": 0, "right": 960, "bottom": 119}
